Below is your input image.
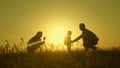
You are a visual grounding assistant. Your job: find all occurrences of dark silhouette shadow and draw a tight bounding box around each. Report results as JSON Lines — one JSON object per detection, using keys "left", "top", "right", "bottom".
{"left": 64, "top": 31, "right": 72, "bottom": 52}
{"left": 27, "top": 31, "right": 46, "bottom": 53}
{"left": 72, "top": 23, "right": 99, "bottom": 51}
{"left": 0, "top": 60, "right": 6, "bottom": 68}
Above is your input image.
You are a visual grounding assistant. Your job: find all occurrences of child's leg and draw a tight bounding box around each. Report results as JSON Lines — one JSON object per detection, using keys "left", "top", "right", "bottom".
{"left": 67, "top": 45, "right": 71, "bottom": 52}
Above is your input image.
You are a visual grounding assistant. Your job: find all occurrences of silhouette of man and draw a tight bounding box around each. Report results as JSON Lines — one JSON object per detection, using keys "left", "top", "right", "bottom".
{"left": 27, "top": 31, "right": 46, "bottom": 53}
{"left": 64, "top": 31, "right": 72, "bottom": 52}
{"left": 72, "top": 23, "right": 99, "bottom": 51}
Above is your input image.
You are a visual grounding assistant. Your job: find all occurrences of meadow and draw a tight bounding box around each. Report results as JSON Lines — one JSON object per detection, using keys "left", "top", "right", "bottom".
{"left": 0, "top": 39, "right": 120, "bottom": 68}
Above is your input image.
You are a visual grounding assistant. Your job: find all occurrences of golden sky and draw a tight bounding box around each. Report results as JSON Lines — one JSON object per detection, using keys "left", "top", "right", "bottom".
{"left": 0, "top": 0, "right": 120, "bottom": 48}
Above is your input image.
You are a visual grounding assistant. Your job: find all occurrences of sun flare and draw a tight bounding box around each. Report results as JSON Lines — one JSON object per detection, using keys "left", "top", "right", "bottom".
{"left": 50, "top": 27, "right": 67, "bottom": 43}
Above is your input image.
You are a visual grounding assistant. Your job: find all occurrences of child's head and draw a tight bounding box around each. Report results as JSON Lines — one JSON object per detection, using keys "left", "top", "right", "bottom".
{"left": 67, "top": 31, "right": 72, "bottom": 35}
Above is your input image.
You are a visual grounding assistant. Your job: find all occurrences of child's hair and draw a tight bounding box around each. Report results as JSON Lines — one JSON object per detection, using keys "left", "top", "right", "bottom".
{"left": 67, "top": 31, "right": 72, "bottom": 35}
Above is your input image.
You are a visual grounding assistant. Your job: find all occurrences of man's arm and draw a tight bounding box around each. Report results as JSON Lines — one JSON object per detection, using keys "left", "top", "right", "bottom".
{"left": 72, "top": 35, "right": 82, "bottom": 43}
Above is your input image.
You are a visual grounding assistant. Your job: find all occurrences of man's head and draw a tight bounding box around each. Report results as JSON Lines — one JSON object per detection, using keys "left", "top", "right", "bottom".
{"left": 79, "top": 23, "right": 86, "bottom": 31}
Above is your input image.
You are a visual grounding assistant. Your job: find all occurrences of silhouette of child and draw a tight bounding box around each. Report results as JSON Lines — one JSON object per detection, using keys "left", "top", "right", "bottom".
{"left": 27, "top": 31, "right": 46, "bottom": 53}
{"left": 64, "top": 31, "right": 72, "bottom": 52}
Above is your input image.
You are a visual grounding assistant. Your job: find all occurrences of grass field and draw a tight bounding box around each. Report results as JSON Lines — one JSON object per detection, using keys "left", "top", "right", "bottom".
{"left": 0, "top": 49, "right": 120, "bottom": 68}
{"left": 0, "top": 39, "right": 120, "bottom": 68}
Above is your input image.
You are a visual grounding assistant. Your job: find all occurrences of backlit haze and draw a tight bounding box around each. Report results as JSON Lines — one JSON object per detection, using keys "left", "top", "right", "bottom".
{"left": 0, "top": 0, "right": 120, "bottom": 49}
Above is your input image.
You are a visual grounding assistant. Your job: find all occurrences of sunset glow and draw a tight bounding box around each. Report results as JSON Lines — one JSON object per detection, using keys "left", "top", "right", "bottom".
{"left": 0, "top": 0, "right": 120, "bottom": 49}
{"left": 50, "top": 27, "right": 67, "bottom": 43}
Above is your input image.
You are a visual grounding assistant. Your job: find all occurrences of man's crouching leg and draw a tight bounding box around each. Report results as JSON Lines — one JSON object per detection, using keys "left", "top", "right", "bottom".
{"left": 83, "top": 45, "right": 89, "bottom": 51}
{"left": 89, "top": 45, "right": 97, "bottom": 51}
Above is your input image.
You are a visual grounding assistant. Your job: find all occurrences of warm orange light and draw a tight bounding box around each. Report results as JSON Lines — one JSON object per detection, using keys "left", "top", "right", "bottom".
{"left": 50, "top": 27, "right": 67, "bottom": 44}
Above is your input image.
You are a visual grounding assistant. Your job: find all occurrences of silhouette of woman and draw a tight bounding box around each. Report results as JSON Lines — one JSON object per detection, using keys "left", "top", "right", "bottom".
{"left": 27, "top": 31, "right": 46, "bottom": 53}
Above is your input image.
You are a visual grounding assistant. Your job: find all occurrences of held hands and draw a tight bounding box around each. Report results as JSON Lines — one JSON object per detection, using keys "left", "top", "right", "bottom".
{"left": 70, "top": 40, "right": 73, "bottom": 43}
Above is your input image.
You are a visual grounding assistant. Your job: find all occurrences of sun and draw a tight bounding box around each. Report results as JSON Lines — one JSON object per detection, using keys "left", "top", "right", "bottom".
{"left": 50, "top": 27, "right": 67, "bottom": 43}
